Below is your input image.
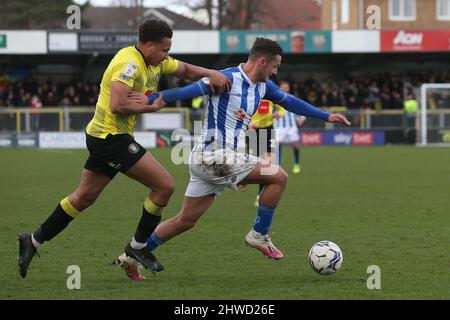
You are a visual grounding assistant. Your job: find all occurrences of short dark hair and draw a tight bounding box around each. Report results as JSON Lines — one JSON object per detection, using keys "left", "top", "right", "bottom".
{"left": 249, "top": 38, "right": 283, "bottom": 61}
{"left": 139, "top": 19, "right": 173, "bottom": 43}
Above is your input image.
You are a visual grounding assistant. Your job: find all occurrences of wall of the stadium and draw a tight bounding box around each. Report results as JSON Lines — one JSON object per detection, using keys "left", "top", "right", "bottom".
{"left": 0, "top": 31, "right": 47, "bottom": 54}
{"left": 171, "top": 31, "right": 219, "bottom": 54}
{"left": 141, "top": 113, "right": 185, "bottom": 130}
{"left": 37, "top": 132, "right": 156, "bottom": 149}
{"left": 0, "top": 133, "right": 37, "bottom": 148}
{"left": 221, "top": 31, "right": 292, "bottom": 53}
{"left": 46, "top": 31, "right": 219, "bottom": 54}
{"left": 48, "top": 33, "right": 78, "bottom": 52}
{"left": 332, "top": 30, "right": 380, "bottom": 52}
{"left": 220, "top": 30, "right": 332, "bottom": 53}
{"left": 30, "top": 29, "right": 450, "bottom": 55}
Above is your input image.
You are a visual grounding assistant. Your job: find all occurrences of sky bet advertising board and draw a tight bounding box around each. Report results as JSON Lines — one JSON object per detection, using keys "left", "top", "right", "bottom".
{"left": 300, "top": 131, "right": 385, "bottom": 146}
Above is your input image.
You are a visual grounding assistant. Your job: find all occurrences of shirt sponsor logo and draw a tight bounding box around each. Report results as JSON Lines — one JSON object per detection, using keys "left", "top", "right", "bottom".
{"left": 257, "top": 100, "right": 270, "bottom": 114}
{"left": 124, "top": 62, "right": 137, "bottom": 77}
{"left": 119, "top": 62, "right": 138, "bottom": 81}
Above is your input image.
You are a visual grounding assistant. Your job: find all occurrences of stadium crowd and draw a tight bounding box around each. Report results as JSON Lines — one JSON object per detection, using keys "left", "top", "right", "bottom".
{"left": 1, "top": 70, "right": 449, "bottom": 110}
{"left": 0, "top": 77, "right": 99, "bottom": 109}
{"left": 287, "top": 70, "right": 450, "bottom": 110}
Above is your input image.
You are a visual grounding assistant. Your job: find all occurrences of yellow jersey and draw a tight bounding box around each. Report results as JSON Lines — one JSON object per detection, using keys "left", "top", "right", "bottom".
{"left": 250, "top": 99, "right": 286, "bottom": 128}
{"left": 86, "top": 46, "right": 179, "bottom": 138}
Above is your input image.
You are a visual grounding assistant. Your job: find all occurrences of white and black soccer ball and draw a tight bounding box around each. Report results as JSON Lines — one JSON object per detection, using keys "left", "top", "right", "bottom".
{"left": 308, "top": 240, "right": 343, "bottom": 275}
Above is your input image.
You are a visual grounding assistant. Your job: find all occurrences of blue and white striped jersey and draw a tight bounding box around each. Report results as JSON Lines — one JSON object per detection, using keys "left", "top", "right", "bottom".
{"left": 200, "top": 64, "right": 286, "bottom": 151}
{"left": 275, "top": 111, "right": 305, "bottom": 129}
{"left": 151, "top": 64, "right": 329, "bottom": 151}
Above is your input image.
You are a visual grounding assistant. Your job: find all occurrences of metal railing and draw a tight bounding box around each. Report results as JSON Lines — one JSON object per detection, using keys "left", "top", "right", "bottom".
{"left": 0, "top": 106, "right": 449, "bottom": 133}
{"left": 0, "top": 107, "right": 191, "bottom": 133}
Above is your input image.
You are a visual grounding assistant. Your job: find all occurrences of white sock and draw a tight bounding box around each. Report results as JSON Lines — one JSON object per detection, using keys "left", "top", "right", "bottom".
{"left": 130, "top": 237, "right": 146, "bottom": 250}
{"left": 31, "top": 234, "right": 41, "bottom": 249}
{"left": 251, "top": 229, "right": 264, "bottom": 238}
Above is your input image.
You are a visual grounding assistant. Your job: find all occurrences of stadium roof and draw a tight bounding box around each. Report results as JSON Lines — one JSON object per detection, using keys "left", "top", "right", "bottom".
{"left": 83, "top": 6, "right": 209, "bottom": 31}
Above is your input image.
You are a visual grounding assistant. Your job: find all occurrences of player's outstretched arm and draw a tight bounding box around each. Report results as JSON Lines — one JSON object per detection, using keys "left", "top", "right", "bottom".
{"left": 265, "top": 81, "right": 351, "bottom": 126}
{"left": 328, "top": 113, "right": 351, "bottom": 126}
{"left": 279, "top": 94, "right": 351, "bottom": 126}
{"left": 145, "top": 78, "right": 216, "bottom": 104}
{"left": 173, "top": 61, "right": 231, "bottom": 94}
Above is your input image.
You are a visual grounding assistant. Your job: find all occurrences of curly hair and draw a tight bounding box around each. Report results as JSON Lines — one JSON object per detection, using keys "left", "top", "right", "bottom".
{"left": 138, "top": 19, "right": 173, "bottom": 43}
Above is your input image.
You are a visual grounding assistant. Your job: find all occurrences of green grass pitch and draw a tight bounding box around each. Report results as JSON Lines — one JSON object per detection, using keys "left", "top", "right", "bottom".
{"left": 1, "top": 146, "right": 449, "bottom": 299}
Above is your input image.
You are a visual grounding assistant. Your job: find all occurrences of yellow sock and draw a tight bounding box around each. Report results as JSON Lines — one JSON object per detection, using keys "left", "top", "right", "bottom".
{"left": 143, "top": 197, "right": 165, "bottom": 216}
{"left": 60, "top": 197, "right": 80, "bottom": 218}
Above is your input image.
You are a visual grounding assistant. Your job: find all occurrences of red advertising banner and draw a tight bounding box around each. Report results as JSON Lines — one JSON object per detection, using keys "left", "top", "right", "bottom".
{"left": 381, "top": 30, "right": 450, "bottom": 52}
{"left": 352, "top": 132, "right": 374, "bottom": 145}
{"left": 301, "top": 133, "right": 323, "bottom": 145}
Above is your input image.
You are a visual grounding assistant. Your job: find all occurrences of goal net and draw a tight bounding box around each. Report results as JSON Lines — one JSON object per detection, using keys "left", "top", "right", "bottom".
{"left": 418, "top": 84, "right": 450, "bottom": 146}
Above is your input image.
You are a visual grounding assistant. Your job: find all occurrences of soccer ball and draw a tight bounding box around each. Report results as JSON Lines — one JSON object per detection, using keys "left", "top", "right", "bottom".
{"left": 308, "top": 240, "right": 343, "bottom": 275}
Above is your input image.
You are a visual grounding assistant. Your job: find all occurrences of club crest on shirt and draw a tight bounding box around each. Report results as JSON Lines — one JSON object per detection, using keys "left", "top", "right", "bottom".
{"left": 128, "top": 143, "right": 140, "bottom": 154}
{"left": 147, "top": 70, "right": 161, "bottom": 88}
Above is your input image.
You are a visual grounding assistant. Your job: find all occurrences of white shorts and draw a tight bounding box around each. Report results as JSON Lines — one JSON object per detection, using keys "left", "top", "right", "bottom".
{"left": 276, "top": 127, "right": 300, "bottom": 144}
{"left": 185, "top": 145, "right": 261, "bottom": 198}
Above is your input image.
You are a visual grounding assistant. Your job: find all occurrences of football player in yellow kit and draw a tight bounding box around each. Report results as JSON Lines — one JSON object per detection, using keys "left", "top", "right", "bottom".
{"left": 17, "top": 19, "right": 230, "bottom": 279}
